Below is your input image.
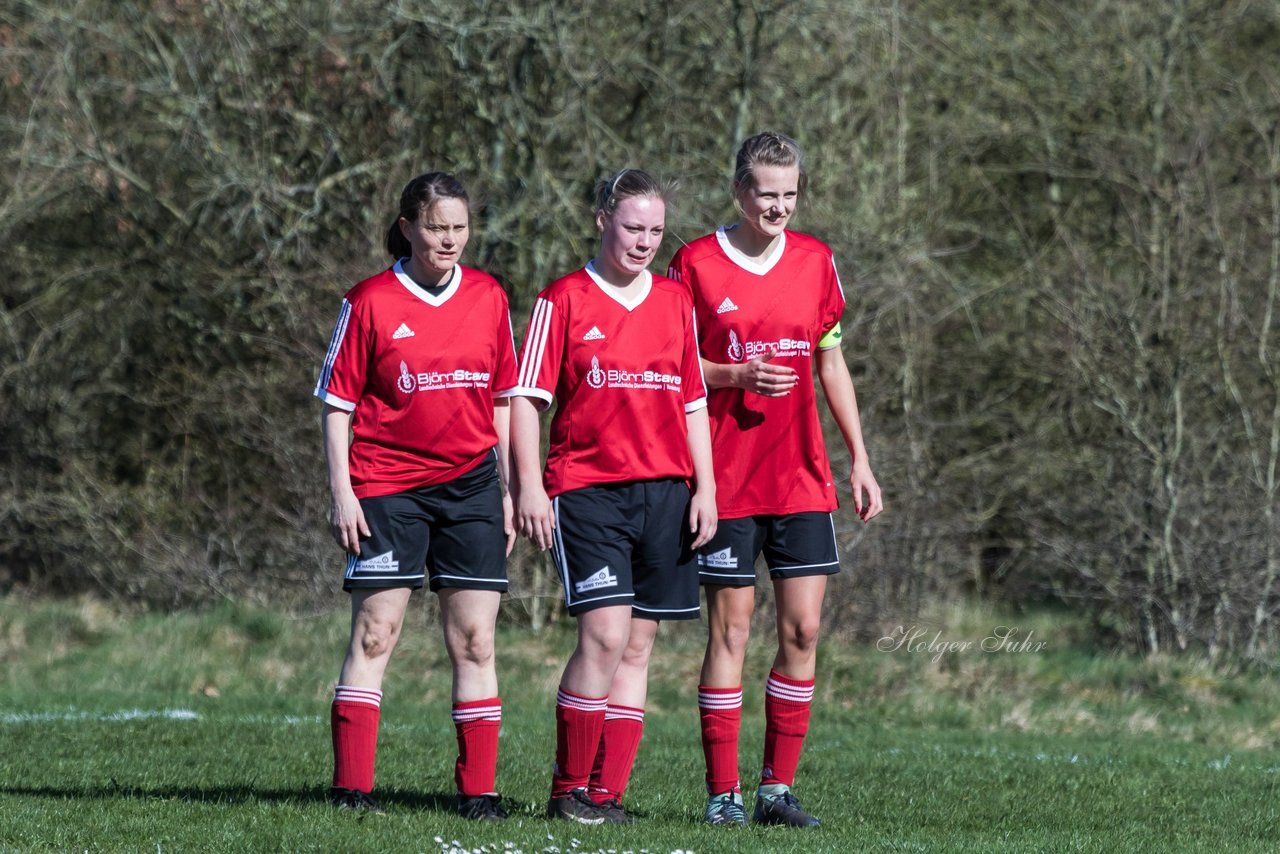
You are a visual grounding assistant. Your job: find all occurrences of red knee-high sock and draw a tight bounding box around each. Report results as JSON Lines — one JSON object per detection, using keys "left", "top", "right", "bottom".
{"left": 761, "top": 670, "right": 814, "bottom": 786}
{"left": 698, "top": 685, "right": 743, "bottom": 795}
{"left": 551, "top": 688, "right": 608, "bottom": 796}
{"left": 331, "top": 685, "right": 382, "bottom": 793}
{"left": 587, "top": 704, "right": 645, "bottom": 804}
{"left": 453, "top": 697, "right": 502, "bottom": 797}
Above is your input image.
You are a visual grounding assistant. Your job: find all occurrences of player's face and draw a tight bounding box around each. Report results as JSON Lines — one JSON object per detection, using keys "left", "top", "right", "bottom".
{"left": 400, "top": 197, "right": 470, "bottom": 282}
{"left": 735, "top": 164, "right": 800, "bottom": 241}
{"left": 596, "top": 194, "right": 666, "bottom": 282}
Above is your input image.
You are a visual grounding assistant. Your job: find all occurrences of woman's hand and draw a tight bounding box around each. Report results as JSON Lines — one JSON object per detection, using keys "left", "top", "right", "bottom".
{"left": 850, "top": 461, "right": 883, "bottom": 523}
{"left": 330, "top": 487, "right": 369, "bottom": 555}
{"left": 736, "top": 351, "right": 798, "bottom": 397}
{"left": 517, "top": 482, "right": 556, "bottom": 551}
{"left": 502, "top": 492, "right": 516, "bottom": 556}
{"left": 688, "top": 488, "right": 718, "bottom": 550}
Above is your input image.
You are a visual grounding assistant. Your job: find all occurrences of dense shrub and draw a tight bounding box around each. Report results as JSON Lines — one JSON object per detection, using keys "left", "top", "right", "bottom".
{"left": 2, "top": 0, "right": 1277, "bottom": 655}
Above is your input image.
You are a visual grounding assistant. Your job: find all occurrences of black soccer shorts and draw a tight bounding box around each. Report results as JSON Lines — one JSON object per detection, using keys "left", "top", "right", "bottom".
{"left": 343, "top": 453, "right": 507, "bottom": 593}
{"left": 550, "top": 478, "right": 699, "bottom": 619}
{"left": 696, "top": 512, "right": 839, "bottom": 587}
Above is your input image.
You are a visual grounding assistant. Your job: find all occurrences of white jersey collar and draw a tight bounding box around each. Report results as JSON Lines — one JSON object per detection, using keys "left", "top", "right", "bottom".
{"left": 715, "top": 225, "right": 786, "bottom": 276}
{"left": 393, "top": 259, "right": 461, "bottom": 307}
{"left": 585, "top": 261, "right": 652, "bottom": 312}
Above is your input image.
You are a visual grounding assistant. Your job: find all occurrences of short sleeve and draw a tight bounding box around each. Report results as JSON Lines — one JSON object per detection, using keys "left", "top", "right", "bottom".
{"left": 513, "top": 295, "right": 564, "bottom": 408}
{"left": 492, "top": 297, "right": 519, "bottom": 398}
{"left": 666, "top": 247, "right": 691, "bottom": 290}
{"left": 681, "top": 306, "right": 708, "bottom": 412}
{"left": 819, "top": 255, "right": 847, "bottom": 338}
{"left": 314, "top": 297, "right": 367, "bottom": 411}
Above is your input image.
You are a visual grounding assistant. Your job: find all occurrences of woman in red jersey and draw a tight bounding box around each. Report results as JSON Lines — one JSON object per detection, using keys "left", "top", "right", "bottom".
{"left": 511, "top": 168, "right": 716, "bottom": 825}
{"left": 314, "top": 172, "right": 518, "bottom": 820}
{"left": 668, "top": 132, "right": 884, "bottom": 829}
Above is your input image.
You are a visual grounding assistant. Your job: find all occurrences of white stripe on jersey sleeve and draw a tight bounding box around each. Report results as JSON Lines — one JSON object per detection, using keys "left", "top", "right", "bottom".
{"left": 683, "top": 397, "right": 708, "bottom": 413}
{"left": 514, "top": 297, "right": 556, "bottom": 403}
{"left": 314, "top": 299, "right": 352, "bottom": 400}
{"left": 493, "top": 310, "right": 520, "bottom": 398}
{"left": 830, "top": 257, "right": 847, "bottom": 302}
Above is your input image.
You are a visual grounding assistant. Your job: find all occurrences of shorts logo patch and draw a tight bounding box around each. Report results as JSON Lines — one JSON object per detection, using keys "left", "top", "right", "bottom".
{"left": 574, "top": 566, "right": 617, "bottom": 594}
{"left": 698, "top": 547, "right": 738, "bottom": 569}
{"left": 349, "top": 550, "right": 399, "bottom": 575}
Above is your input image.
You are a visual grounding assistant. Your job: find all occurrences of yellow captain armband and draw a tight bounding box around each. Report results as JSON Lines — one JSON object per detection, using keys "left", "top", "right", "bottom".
{"left": 818, "top": 322, "right": 843, "bottom": 349}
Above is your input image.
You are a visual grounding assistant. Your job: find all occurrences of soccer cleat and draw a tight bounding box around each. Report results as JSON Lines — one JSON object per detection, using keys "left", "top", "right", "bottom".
{"left": 595, "top": 797, "right": 634, "bottom": 825}
{"left": 457, "top": 793, "right": 509, "bottom": 821}
{"left": 547, "top": 788, "right": 607, "bottom": 825}
{"left": 704, "top": 790, "right": 748, "bottom": 827}
{"left": 329, "top": 787, "right": 385, "bottom": 814}
{"left": 753, "top": 783, "right": 821, "bottom": 828}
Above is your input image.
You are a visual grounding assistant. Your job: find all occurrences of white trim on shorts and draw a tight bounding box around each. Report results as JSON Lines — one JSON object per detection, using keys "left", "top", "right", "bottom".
{"left": 432, "top": 574, "right": 507, "bottom": 586}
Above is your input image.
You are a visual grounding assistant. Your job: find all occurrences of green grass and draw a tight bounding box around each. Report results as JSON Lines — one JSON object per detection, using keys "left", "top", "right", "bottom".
{"left": 2, "top": 595, "right": 1279, "bottom": 852}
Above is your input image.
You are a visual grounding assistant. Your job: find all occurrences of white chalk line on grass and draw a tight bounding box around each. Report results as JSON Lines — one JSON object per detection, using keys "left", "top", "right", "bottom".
{"left": 0, "top": 708, "right": 321, "bottom": 726}
{"left": 4, "top": 709, "right": 1278, "bottom": 777}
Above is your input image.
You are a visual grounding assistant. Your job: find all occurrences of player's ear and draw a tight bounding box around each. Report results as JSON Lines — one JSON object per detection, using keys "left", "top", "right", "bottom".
{"left": 595, "top": 209, "right": 607, "bottom": 234}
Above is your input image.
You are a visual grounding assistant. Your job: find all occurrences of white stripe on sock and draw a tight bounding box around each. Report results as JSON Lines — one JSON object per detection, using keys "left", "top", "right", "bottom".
{"left": 698, "top": 690, "right": 744, "bottom": 710}
{"left": 765, "top": 677, "right": 813, "bottom": 703}
{"left": 556, "top": 690, "right": 608, "bottom": 712}
{"left": 335, "top": 685, "right": 383, "bottom": 708}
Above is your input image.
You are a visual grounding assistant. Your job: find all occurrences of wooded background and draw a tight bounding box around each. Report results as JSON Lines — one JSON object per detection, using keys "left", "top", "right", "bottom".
{"left": 2, "top": 0, "right": 1277, "bottom": 657}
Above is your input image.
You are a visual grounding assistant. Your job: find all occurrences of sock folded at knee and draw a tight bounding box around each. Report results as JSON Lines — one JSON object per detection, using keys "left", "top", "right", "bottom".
{"left": 588, "top": 704, "right": 645, "bottom": 804}
{"left": 552, "top": 687, "right": 608, "bottom": 795}
{"left": 331, "top": 685, "right": 383, "bottom": 793}
{"left": 761, "top": 670, "right": 814, "bottom": 787}
{"left": 699, "top": 685, "right": 743, "bottom": 794}
{"left": 453, "top": 697, "right": 502, "bottom": 797}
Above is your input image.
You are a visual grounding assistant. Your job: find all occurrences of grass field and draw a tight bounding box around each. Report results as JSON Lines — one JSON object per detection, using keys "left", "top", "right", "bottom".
{"left": 2, "top": 595, "right": 1279, "bottom": 852}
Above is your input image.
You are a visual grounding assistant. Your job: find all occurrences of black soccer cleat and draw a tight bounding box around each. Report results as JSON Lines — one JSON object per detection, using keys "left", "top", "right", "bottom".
{"left": 329, "top": 787, "right": 385, "bottom": 815}
{"left": 595, "top": 797, "right": 634, "bottom": 825}
{"left": 458, "top": 793, "right": 509, "bottom": 821}
{"left": 753, "top": 784, "right": 821, "bottom": 828}
{"left": 547, "top": 787, "right": 607, "bottom": 825}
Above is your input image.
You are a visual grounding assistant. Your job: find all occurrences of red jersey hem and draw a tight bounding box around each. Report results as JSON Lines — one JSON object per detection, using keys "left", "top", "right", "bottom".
{"left": 352, "top": 449, "right": 493, "bottom": 500}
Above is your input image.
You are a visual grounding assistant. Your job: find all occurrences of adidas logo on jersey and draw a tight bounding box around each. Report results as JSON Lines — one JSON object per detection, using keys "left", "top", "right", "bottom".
{"left": 698, "top": 547, "right": 738, "bottom": 569}
{"left": 716, "top": 297, "right": 739, "bottom": 314}
{"left": 574, "top": 566, "right": 618, "bottom": 594}
{"left": 583, "top": 326, "right": 606, "bottom": 341}
{"left": 393, "top": 323, "right": 415, "bottom": 339}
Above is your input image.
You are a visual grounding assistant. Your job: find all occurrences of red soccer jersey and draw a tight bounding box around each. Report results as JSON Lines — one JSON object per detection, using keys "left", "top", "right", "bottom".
{"left": 668, "top": 228, "right": 846, "bottom": 518}
{"left": 314, "top": 261, "right": 518, "bottom": 498}
{"left": 514, "top": 264, "right": 708, "bottom": 498}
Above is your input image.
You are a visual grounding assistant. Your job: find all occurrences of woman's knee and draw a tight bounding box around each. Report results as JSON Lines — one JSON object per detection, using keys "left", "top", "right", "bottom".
{"left": 354, "top": 616, "right": 400, "bottom": 661}
{"left": 779, "top": 616, "right": 822, "bottom": 656}
{"left": 447, "top": 624, "right": 495, "bottom": 668}
{"left": 709, "top": 614, "right": 752, "bottom": 658}
{"left": 578, "top": 617, "right": 630, "bottom": 660}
